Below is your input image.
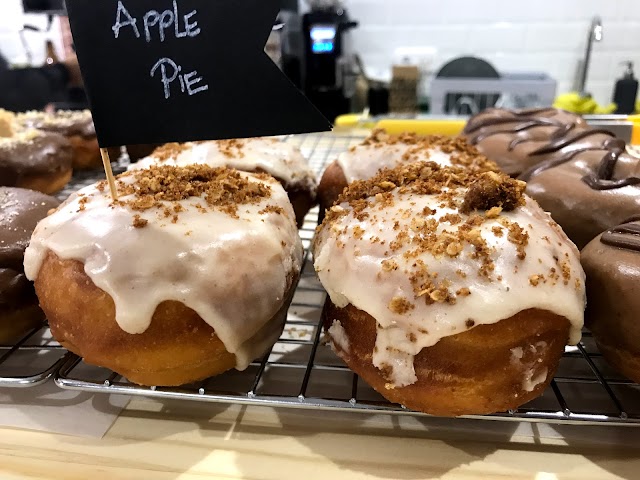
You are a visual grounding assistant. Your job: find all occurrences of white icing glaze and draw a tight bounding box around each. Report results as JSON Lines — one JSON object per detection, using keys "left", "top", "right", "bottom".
{"left": 24, "top": 170, "right": 303, "bottom": 370}
{"left": 328, "top": 319, "right": 350, "bottom": 353}
{"left": 314, "top": 188, "right": 585, "bottom": 388}
{"left": 337, "top": 143, "right": 453, "bottom": 183}
{"left": 131, "top": 137, "right": 317, "bottom": 193}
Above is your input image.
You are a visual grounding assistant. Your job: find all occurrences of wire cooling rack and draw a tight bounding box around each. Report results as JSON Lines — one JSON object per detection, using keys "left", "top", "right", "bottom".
{"left": 2, "top": 133, "right": 637, "bottom": 425}
{"left": 40, "top": 132, "right": 639, "bottom": 426}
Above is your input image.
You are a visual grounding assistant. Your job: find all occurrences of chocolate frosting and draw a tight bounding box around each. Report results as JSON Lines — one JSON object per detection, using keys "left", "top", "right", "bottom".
{"left": 464, "top": 107, "right": 640, "bottom": 249}
{"left": 601, "top": 219, "right": 640, "bottom": 251}
{"left": 0, "top": 130, "right": 73, "bottom": 181}
{"left": 582, "top": 225, "right": 640, "bottom": 357}
{"left": 523, "top": 147, "right": 640, "bottom": 249}
{"left": 0, "top": 187, "right": 59, "bottom": 304}
{"left": 16, "top": 110, "right": 96, "bottom": 139}
{"left": 463, "top": 108, "right": 591, "bottom": 175}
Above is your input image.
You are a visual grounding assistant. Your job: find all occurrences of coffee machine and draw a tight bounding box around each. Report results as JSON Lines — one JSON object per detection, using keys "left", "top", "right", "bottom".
{"left": 300, "top": 2, "right": 358, "bottom": 121}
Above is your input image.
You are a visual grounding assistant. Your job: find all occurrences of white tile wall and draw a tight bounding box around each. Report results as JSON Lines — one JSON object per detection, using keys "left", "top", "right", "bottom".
{"left": 333, "top": 0, "right": 640, "bottom": 105}
{"left": 0, "top": 0, "right": 65, "bottom": 67}
{"left": 1, "top": 0, "right": 638, "bottom": 107}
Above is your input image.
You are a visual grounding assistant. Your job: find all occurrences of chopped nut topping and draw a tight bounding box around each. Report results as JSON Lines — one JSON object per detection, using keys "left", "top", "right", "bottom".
{"left": 460, "top": 172, "right": 526, "bottom": 214}
{"left": 388, "top": 296, "right": 415, "bottom": 314}
{"left": 132, "top": 214, "right": 148, "bottom": 228}
{"left": 110, "top": 165, "right": 272, "bottom": 220}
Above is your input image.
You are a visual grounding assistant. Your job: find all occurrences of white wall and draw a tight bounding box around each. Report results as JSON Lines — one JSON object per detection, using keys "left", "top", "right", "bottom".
{"left": 2, "top": 0, "right": 639, "bottom": 106}
{"left": 339, "top": 0, "right": 640, "bottom": 105}
{"left": 0, "top": 0, "right": 66, "bottom": 67}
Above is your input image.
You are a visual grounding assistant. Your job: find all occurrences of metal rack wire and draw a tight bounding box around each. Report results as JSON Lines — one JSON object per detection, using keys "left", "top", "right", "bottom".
{"left": 46, "top": 133, "right": 640, "bottom": 426}
{"left": 0, "top": 323, "right": 70, "bottom": 387}
{"left": 3, "top": 132, "right": 639, "bottom": 425}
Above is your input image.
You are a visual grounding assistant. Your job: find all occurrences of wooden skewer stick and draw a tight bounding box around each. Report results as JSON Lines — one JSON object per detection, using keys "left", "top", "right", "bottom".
{"left": 100, "top": 148, "right": 119, "bottom": 201}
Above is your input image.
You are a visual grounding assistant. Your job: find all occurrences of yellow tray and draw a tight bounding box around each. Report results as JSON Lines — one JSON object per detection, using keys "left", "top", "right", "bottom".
{"left": 334, "top": 115, "right": 465, "bottom": 136}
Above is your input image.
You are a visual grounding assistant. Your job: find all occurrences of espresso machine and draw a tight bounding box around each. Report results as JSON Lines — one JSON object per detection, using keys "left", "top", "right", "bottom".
{"left": 299, "top": 1, "right": 358, "bottom": 121}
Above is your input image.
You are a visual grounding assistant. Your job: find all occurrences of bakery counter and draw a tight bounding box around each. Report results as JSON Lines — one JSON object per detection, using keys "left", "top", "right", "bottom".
{"left": 2, "top": 397, "right": 640, "bottom": 479}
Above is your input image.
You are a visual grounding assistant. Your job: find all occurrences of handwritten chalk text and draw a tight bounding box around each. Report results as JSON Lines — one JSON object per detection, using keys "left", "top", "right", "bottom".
{"left": 151, "top": 58, "right": 209, "bottom": 100}
{"left": 112, "top": 0, "right": 208, "bottom": 99}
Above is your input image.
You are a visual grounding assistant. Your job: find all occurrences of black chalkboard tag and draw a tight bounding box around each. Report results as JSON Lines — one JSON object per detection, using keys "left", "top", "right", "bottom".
{"left": 65, "top": 0, "right": 332, "bottom": 148}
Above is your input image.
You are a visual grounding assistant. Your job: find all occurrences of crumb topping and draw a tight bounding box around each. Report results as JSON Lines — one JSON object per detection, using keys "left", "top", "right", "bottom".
{"left": 389, "top": 296, "right": 415, "bottom": 314}
{"left": 357, "top": 128, "right": 500, "bottom": 171}
{"left": 461, "top": 171, "right": 526, "bottom": 214}
{"left": 151, "top": 142, "right": 190, "bottom": 162}
{"left": 85, "top": 165, "right": 273, "bottom": 226}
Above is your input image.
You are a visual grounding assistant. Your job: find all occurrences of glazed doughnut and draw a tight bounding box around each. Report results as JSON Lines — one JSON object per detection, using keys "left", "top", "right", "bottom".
{"left": 0, "top": 187, "right": 59, "bottom": 342}
{"left": 581, "top": 217, "right": 640, "bottom": 383}
{"left": 521, "top": 137, "right": 640, "bottom": 249}
{"left": 16, "top": 110, "right": 101, "bottom": 170}
{"left": 24, "top": 165, "right": 303, "bottom": 386}
{"left": 0, "top": 119, "right": 73, "bottom": 195}
{"left": 313, "top": 163, "right": 585, "bottom": 416}
{"left": 463, "top": 107, "right": 591, "bottom": 175}
{"left": 132, "top": 138, "right": 317, "bottom": 227}
{"left": 317, "top": 129, "right": 499, "bottom": 217}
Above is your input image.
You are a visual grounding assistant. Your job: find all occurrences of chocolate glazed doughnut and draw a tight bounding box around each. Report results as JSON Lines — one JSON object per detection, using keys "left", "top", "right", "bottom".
{"left": 463, "top": 107, "right": 590, "bottom": 175}
{"left": 1, "top": 187, "right": 59, "bottom": 342}
{"left": 581, "top": 217, "right": 640, "bottom": 383}
{"left": 521, "top": 135, "right": 640, "bottom": 249}
{"left": 17, "top": 110, "right": 101, "bottom": 170}
{"left": 0, "top": 130, "right": 73, "bottom": 195}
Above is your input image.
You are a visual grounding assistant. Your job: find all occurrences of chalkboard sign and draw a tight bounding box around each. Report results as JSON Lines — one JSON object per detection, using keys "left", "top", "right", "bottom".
{"left": 66, "top": 0, "right": 331, "bottom": 147}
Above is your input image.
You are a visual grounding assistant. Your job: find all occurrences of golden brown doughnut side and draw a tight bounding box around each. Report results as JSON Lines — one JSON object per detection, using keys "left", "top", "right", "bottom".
{"left": 287, "top": 188, "right": 314, "bottom": 227}
{"left": 16, "top": 168, "right": 72, "bottom": 195}
{"left": 36, "top": 251, "right": 240, "bottom": 386}
{"left": 323, "top": 300, "right": 570, "bottom": 416}
{"left": 317, "top": 160, "right": 348, "bottom": 222}
{"left": 67, "top": 135, "right": 101, "bottom": 170}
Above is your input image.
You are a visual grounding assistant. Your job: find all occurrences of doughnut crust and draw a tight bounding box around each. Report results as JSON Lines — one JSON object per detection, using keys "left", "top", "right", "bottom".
{"left": 324, "top": 301, "right": 570, "bottom": 416}
{"left": 36, "top": 252, "right": 294, "bottom": 386}
{"left": 67, "top": 134, "right": 101, "bottom": 170}
{"left": 317, "top": 160, "right": 348, "bottom": 221}
{"left": 17, "top": 168, "right": 72, "bottom": 196}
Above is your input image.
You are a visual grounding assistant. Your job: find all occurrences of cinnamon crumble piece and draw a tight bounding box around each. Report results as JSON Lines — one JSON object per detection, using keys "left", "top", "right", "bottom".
{"left": 460, "top": 171, "right": 526, "bottom": 214}
{"left": 132, "top": 214, "right": 148, "bottom": 228}
{"left": 388, "top": 296, "right": 415, "bottom": 314}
